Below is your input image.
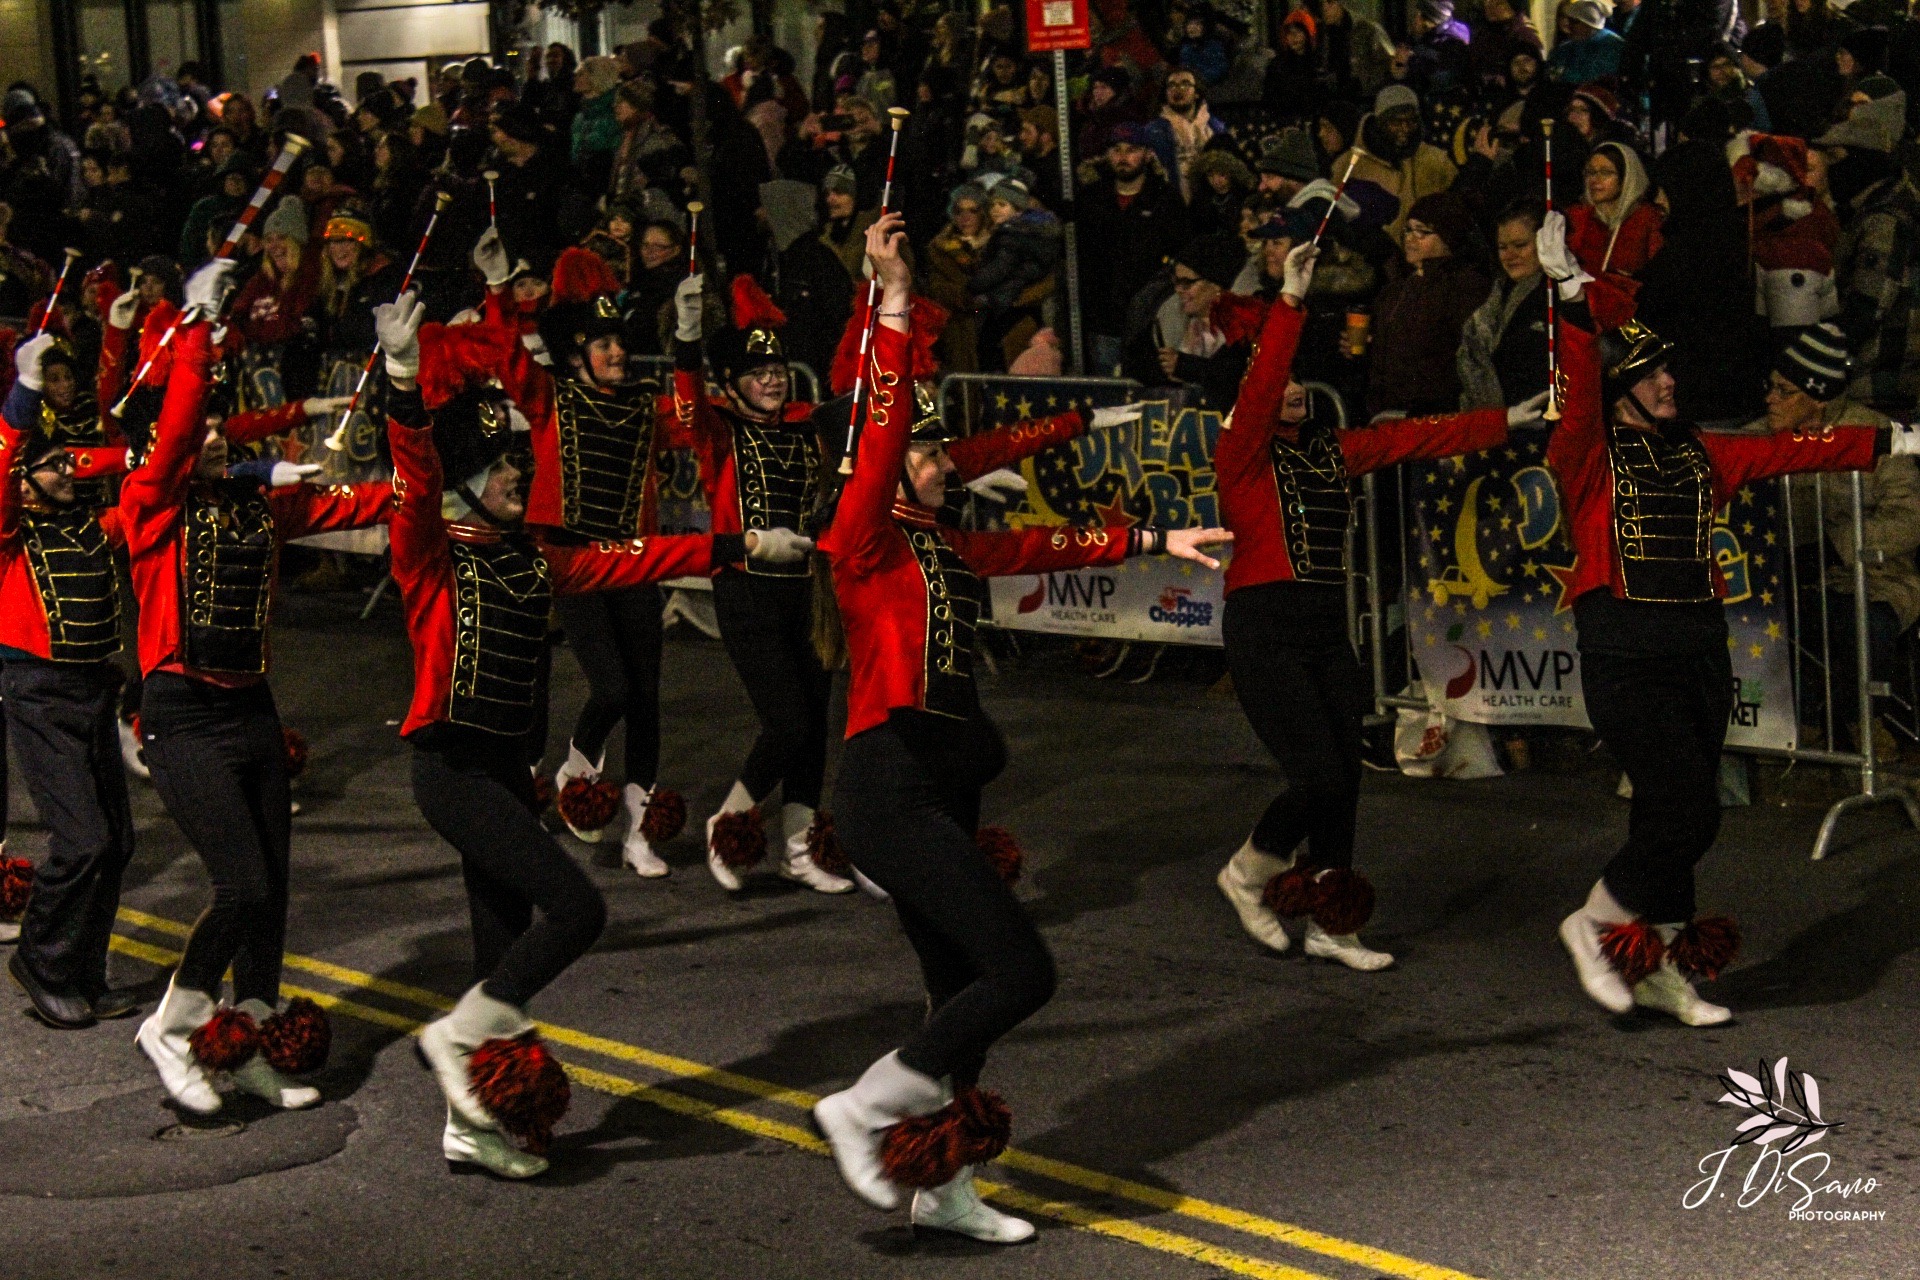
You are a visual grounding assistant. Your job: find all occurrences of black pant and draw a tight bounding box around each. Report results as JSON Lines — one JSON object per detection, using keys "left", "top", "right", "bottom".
{"left": 141, "top": 673, "right": 291, "bottom": 1004}
{"left": 5, "top": 658, "right": 134, "bottom": 996}
{"left": 713, "top": 570, "right": 831, "bottom": 809}
{"left": 554, "top": 585, "right": 663, "bottom": 785}
{"left": 411, "top": 728, "right": 607, "bottom": 1008}
{"left": 834, "top": 710, "right": 1050, "bottom": 1088}
{"left": 1222, "top": 583, "right": 1368, "bottom": 869}
{"left": 1581, "top": 645, "right": 1733, "bottom": 923}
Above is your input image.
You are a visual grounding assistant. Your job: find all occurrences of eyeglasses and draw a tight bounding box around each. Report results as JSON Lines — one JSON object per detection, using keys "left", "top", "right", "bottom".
{"left": 743, "top": 366, "right": 790, "bottom": 385}
{"left": 1404, "top": 224, "right": 1438, "bottom": 239}
{"left": 30, "top": 453, "right": 74, "bottom": 475}
{"left": 1172, "top": 273, "right": 1205, "bottom": 290}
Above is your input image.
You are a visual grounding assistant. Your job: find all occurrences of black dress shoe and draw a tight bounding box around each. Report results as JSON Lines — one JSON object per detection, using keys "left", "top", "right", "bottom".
{"left": 8, "top": 952, "right": 96, "bottom": 1029}
{"left": 88, "top": 987, "right": 143, "bottom": 1020}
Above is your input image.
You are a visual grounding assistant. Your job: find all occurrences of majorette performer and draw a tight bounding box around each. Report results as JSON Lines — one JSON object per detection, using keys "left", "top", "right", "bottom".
{"left": 1537, "top": 211, "right": 1911, "bottom": 1025}
{"left": 377, "top": 296, "right": 811, "bottom": 1178}
{"left": 667, "top": 271, "right": 851, "bottom": 891}
{"left": 1212, "top": 243, "right": 1547, "bottom": 971}
{"left": 0, "top": 334, "right": 144, "bottom": 1027}
{"left": 469, "top": 230, "right": 691, "bottom": 873}
{"left": 124, "top": 259, "right": 393, "bottom": 1115}
{"left": 811, "top": 216, "right": 1233, "bottom": 1242}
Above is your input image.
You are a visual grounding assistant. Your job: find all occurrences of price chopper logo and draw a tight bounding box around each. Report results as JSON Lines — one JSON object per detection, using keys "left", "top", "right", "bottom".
{"left": 1682, "top": 1058, "right": 1885, "bottom": 1221}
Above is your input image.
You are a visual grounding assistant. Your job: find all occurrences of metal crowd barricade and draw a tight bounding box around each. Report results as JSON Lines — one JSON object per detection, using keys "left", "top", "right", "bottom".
{"left": 1337, "top": 396, "right": 1919, "bottom": 862}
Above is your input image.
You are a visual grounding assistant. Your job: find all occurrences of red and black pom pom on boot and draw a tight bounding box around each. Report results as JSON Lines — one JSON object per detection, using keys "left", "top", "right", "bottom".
{"left": 706, "top": 807, "right": 767, "bottom": 891}
{"left": 809, "top": 811, "right": 851, "bottom": 877}
{"left": 188, "top": 1005, "right": 261, "bottom": 1071}
{"left": 975, "top": 827, "right": 1024, "bottom": 885}
{"left": 1598, "top": 920, "right": 1667, "bottom": 985}
{"left": 259, "top": 997, "right": 332, "bottom": 1074}
{"left": 640, "top": 787, "right": 688, "bottom": 844}
{"left": 467, "top": 1031, "right": 572, "bottom": 1155}
{"left": 1293, "top": 867, "right": 1394, "bottom": 971}
{"left": 880, "top": 1086, "right": 1014, "bottom": 1190}
{"left": 1260, "top": 865, "right": 1320, "bottom": 919}
{"left": 557, "top": 777, "right": 623, "bottom": 837}
{"left": 1668, "top": 915, "right": 1741, "bottom": 981}
{"left": 0, "top": 856, "right": 33, "bottom": 921}
{"left": 529, "top": 773, "right": 557, "bottom": 815}
{"left": 282, "top": 727, "right": 309, "bottom": 780}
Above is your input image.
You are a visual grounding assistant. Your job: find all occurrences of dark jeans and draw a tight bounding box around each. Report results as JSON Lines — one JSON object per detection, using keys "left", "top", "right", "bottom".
{"left": 5, "top": 658, "right": 134, "bottom": 996}
{"left": 1582, "top": 645, "right": 1734, "bottom": 923}
{"left": 554, "top": 584, "right": 663, "bottom": 785}
{"left": 140, "top": 672, "right": 291, "bottom": 1004}
{"left": 411, "top": 728, "right": 606, "bottom": 1008}
{"left": 833, "top": 710, "right": 1050, "bottom": 1088}
{"left": 713, "top": 570, "right": 831, "bottom": 809}
{"left": 1222, "top": 583, "right": 1368, "bottom": 869}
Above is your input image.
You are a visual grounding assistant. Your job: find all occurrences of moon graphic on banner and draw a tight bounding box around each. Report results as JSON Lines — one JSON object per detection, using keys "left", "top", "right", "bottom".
{"left": 1427, "top": 476, "right": 1510, "bottom": 610}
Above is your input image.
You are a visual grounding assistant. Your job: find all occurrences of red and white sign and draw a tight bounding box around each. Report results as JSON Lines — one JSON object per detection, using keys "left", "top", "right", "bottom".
{"left": 1026, "top": 0, "right": 1092, "bottom": 52}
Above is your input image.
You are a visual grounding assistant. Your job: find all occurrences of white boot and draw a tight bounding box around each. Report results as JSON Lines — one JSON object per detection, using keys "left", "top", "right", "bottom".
{"left": 779, "top": 804, "right": 854, "bottom": 894}
{"left": 1303, "top": 921, "right": 1394, "bottom": 971}
{"left": 119, "top": 719, "right": 150, "bottom": 780}
{"left": 1633, "top": 926, "right": 1733, "bottom": 1026}
{"left": 705, "top": 781, "right": 756, "bottom": 891}
{"left": 1558, "top": 879, "right": 1637, "bottom": 1015}
{"left": 911, "top": 1167, "right": 1036, "bottom": 1243}
{"left": 554, "top": 744, "right": 608, "bottom": 842}
{"left": 813, "top": 1050, "right": 951, "bottom": 1211}
{"left": 853, "top": 869, "right": 891, "bottom": 901}
{"left": 443, "top": 1104, "right": 548, "bottom": 1178}
{"left": 228, "top": 999, "right": 322, "bottom": 1109}
{"left": 418, "top": 983, "right": 535, "bottom": 1131}
{"left": 1215, "top": 838, "right": 1295, "bottom": 954}
{"left": 135, "top": 978, "right": 223, "bottom": 1115}
{"left": 620, "top": 784, "right": 670, "bottom": 878}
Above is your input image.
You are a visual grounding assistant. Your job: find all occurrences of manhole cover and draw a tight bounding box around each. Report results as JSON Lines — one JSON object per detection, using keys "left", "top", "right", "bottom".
{"left": 154, "top": 1119, "right": 247, "bottom": 1141}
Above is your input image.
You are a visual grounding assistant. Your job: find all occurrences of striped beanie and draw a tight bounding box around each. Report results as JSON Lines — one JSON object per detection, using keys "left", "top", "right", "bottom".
{"left": 1776, "top": 322, "right": 1850, "bottom": 400}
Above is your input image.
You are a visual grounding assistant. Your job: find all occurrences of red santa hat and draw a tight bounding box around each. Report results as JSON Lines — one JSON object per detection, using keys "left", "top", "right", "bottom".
{"left": 1728, "top": 131, "right": 1815, "bottom": 221}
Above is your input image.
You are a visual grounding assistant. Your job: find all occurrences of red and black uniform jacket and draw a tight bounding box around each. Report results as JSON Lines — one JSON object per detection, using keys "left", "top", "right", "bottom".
{"left": 1217, "top": 296, "right": 1509, "bottom": 596}
{"left": 943, "top": 409, "right": 1087, "bottom": 483}
{"left": 0, "top": 411, "right": 130, "bottom": 664}
{"left": 118, "top": 321, "right": 394, "bottom": 684}
{"left": 1548, "top": 305, "right": 1880, "bottom": 620}
{"left": 386, "top": 387, "right": 733, "bottom": 740}
{"left": 820, "top": 323, "right": 1136, "bottom": 739}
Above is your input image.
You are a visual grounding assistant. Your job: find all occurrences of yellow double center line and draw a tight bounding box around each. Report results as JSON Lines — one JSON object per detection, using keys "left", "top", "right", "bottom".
{"left": 111, "top": 906, "right": 1486, "bottom": 1280}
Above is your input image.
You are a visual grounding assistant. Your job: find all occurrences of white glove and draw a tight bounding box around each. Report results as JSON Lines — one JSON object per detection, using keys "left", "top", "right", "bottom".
{"left": 964, "top": 468, "right": 1029, "bottom": 501}
{"left": 1282, "top": 241, "right": 1319, "bottom": 301}
{"left": 375, "top": 292, "right": 426, "bottom": 379}
{"left": 1089, "top": 402, "right": 1145, "bottom": 429}
{"left": 1506, "top": 389, "right": 1553, "bottom": 427}
{"left": 674, "top": 274, "right": 704, "bottom": 343}
{"left": 301, "top": 396, "right": 349, "bottom": 416}
{"left": 747, "top": 526, "right": 814, "bottom": 565}
{"left": 13, "top": 332, "right": 56, "bottom": 391}
{"left": 1535, "top": 211, "right": 1593, "bottom": 300}
{"left": 182, "top": 257, "right": 237, "bottom": 318}
{"left": 270, "top": 461, "right": 323, "bottom": 487}
{"left": 473, "top": 226, "right": 511, "bottom": 288}
{"left": 1891, "top": 422, "right": 1920, "bottom": 455}
{"left": 108, "top": 289, "right": 141, "bottom": 330}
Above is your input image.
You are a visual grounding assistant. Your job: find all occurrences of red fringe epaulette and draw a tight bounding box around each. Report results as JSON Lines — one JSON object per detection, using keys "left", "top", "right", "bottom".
{"left": 189, "top": 1005, "right": 261, "bottom": 1070}
{"left": 0, "top": 857, "right": 34, "bottom": 920}
{"left": 259, "top": 997, "right": 331, "bottom": 1074}
{"left": 550, "top": 247, "right": 622, "bottom": 306}
{"left": 828, "top": 292, "right": 951, "bottom": 395}
{"left": 1211, "top": 292, "right": 1272, "bottom": 348}
{"left": 710, "top": 808, "right": 767, "bottom": 870}
{"left": 467, "top": 1031, "right": 571, "bottom": 1155}
{"left": 282, "top": 726, "right": 308, "bottom": 779}
{"left": 808, "top": 811, "right": 850, "bottom": 876}
{"left": 878, "top": 1086, "right": 1013, "bottom": 1188}
{"left": 729, "top": 274, "right": 787, "bottom": 331}
{"left": 557, "top": 778, "right": 622, "bottom": 833}
{"left": 1668, "top": 915, "right": 1740, "bottom": 981}
{"left": 1598, "top": 920, "right": 1666, "bottom": 985}
{"left": 641, "top": 787, "right": 687, "bottom": 843}
{"left": 418, "top": 320, "right": 517, "bottom": 408}
{"left": 975, "top": 826, "right": 1024, "bottom": 885}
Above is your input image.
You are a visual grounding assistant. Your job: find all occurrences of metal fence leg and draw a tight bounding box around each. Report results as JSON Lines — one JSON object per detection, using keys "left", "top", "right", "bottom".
{"left": 1811, "top": 786, "right": 1920, "bottom": 861}
{"left": 360, "top": 573, "right": 394, "bottom": 620}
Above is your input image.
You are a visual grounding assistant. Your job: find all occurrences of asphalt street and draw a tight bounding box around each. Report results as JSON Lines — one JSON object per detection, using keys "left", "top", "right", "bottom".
{"left": 1, "top": 590, "right": 1914, "bottom": 1280}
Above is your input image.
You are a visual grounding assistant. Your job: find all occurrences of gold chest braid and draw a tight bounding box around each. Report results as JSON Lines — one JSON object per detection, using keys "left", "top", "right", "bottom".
{"left": 903, "top": 523, "right": 984, "bottom": 720}
{"left": 1270, "top": 427, "right": 1353, "bottom": 584}
{"left": 554, "top": 380, "right": 655, "bottom": 540}
{"left": 181, "top": 485, "right": 276, "bottom": 674}
{"left": 42, "top": 400, "right": 113, "bottom": 509}
{"left": 1607, "top": 424, "right": 1715, "bottom": 603}
{"left": 448, "top": 538, "right": 551, "bottom": 736}
{"left": 20, "top": 508, "right": 120, "bottom": 663}
{"left": 732, "top": 416, "right": 818, "bottom": 577}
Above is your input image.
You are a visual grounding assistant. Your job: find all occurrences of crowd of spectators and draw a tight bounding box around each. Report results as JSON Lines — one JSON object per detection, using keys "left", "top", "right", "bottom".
{"left": 9, "top": 0, "right": 1920, "bottom": 741}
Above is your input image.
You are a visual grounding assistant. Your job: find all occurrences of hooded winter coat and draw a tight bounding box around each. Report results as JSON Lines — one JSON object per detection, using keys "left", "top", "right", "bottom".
{"left": 1333, "top": 114, "right": 1457, "bottom": 243}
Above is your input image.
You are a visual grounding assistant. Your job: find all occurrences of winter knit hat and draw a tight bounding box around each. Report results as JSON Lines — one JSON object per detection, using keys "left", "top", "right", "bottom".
{"left": 1374, "top": 84, "right": 1420, "bottom": 119}
{"left": 1174, "top": 231, "right": 1249, "bottom": 289}
{"left": 1405, "top": 191, "right": 1475, "bottom": 254}
{"left": 1775, "top": 321, "right": 1851, "bottom": 400}
{"left": 1258, "top": 127, "right": 1320, "bottom": 181}
{"left": 261, "top": 195, "right": 309, "bottom": 245}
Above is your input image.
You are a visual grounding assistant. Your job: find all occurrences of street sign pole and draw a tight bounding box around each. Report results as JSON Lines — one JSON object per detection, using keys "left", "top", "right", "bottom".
{"left": 1053, "top": 48, "right": 1083, "bottom": 374}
